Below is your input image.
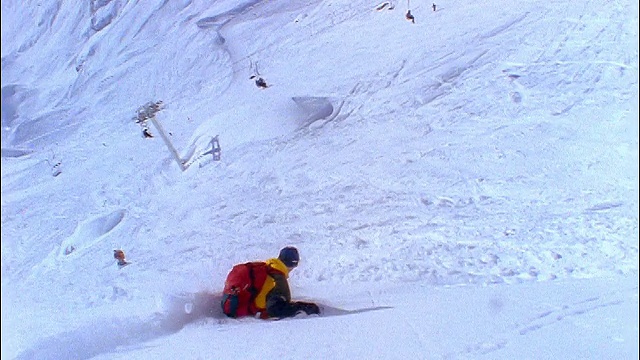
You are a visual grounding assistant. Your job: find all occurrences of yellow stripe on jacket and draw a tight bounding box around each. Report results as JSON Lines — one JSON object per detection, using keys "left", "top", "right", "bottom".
{"left": 253, "top": 258, "right": 290, "bottom": 310}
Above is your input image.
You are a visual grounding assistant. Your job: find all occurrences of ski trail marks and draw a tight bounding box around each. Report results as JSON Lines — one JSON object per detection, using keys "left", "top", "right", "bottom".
{"left": 516, "top": 296, "right": 623, "bottom": 336}
{"left": 450, "top": 290, "right": 633, "bottom": 359}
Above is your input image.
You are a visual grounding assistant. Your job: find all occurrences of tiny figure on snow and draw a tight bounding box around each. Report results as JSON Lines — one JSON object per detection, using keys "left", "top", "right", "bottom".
{"left": 250, "top": 75, "right": 268, "bottom": 89}
{"left": 432, "top": 3, "right": 437, "bottom": 11}
{"left": 142, "top": 127, "right": 154, "bottom": 138}
{"left": 114, "top": 249, "right": 130, "bottom": 268}
{"left": 249, "top": 61, "right": 269, "bottom": 88}
{"left": 405, "top": 10, "right": 415, "bottom": 23}
{"left": 221, "top": 246, "right": 320, "bottom": 319}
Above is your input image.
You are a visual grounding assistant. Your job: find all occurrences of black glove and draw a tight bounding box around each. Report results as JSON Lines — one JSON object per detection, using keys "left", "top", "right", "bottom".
{"left": 295, "top": 301, "right": 320, "bottom": 315}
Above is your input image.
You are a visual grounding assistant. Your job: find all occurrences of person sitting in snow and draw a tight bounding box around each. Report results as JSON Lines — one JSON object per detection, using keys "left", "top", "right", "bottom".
{"left": 221, "top": 246, "right": 320, "bottom": 319}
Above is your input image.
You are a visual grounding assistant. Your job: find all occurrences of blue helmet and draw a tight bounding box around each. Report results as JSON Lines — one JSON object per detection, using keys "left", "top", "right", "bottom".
{"left": 278, "top": 246, "right": 299, "bottom": 268}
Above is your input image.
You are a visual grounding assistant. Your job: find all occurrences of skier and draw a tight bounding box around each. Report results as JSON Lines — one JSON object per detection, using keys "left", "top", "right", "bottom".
{"left": 221, "top": 246, "right": 320, "bottom": 319}
{"left": 142, "top": 127, "right": 154, "bottom": 138}
{"left": 113, "top": 249, "right": 130, "bottom": 267}
{"left": 432, "top": 3, "right": 437, "bottom": 11}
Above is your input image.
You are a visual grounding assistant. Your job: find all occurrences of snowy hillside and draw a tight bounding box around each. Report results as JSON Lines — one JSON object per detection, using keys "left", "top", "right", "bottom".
{"left": 1, "top": 0, "right": 638, "bottom": 359}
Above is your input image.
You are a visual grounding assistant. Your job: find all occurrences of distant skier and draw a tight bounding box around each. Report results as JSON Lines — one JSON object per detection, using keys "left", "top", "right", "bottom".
{"left": 142, "top": 127, "right": 154, "bottom": 138}
{"left": 221, "top": 246, "right": 320, "bottom": 319}
{"left": 405, "top": 10, "right": 415, "bottom": 23}
{"left": 113, "top": 249, "right": 130, "bottom": 267}
{"left": 432, "top": 3, "right": 437, "bottom": 11}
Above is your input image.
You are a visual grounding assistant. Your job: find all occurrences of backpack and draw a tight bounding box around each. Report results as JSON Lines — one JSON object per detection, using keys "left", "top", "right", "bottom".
{"left": 221, "top": 261, "right": 272, "bottom": 318}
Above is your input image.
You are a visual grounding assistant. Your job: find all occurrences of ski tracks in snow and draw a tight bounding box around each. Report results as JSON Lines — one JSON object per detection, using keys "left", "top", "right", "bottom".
{"left": 446, "top": 288, "right": 635, "bottom": 359}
